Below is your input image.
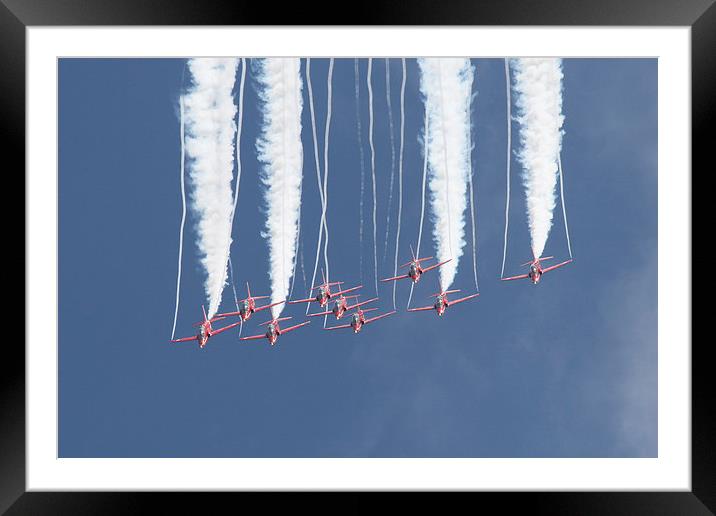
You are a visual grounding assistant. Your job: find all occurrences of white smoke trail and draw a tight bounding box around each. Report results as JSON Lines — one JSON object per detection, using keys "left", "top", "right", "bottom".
{"left": 466, "top": 74, "right": 479, "bottom": 292}
{"left": 321, "top": 59, "right": 335, "bottom": 329}
{"left": 557, "top": 153, "right": 573, "bottom": 258}
{"left": 382, "top": 58, "right": 396, "bottom": 265}
{"left": 354, "top": 59, "right": 366, "bottom": 284}
{"left": 367, "top": 58, "right": 379, "bottom": 295}
{"left": 255, "top": 58, "right": 304, "bottom": 319}
{"left": 170, "top": 89, "right": 187, "bottom": 340}
{"left": 500, "top": 58, "right": 512, "bottom": 278}
{"left": 392, "top": 58, "right": 406, "bottom": 310}
{"left": 407, "top": 101, "right": 430, "bottom": 309}
{"left": 223, "top": 58, "right": 247, "bottom": 312}
{"left": 418, "top": 58, "right": 474, "bottom": 291}
{"left": 511, "top": 57, "right": 565, "bottom": 259}
{"left": 305, "top": 57, "right": 329, "bottom": 315}
{"left": 184, "top": 58, "right": 238, "bottom": 318}
{"left": 322, "top": 59, "right": 334, "bottom": 286}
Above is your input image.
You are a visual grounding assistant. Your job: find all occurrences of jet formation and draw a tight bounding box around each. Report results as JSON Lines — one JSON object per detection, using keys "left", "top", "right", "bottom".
{"left": 171, "top": 249, "right": 571, "bottom": 349}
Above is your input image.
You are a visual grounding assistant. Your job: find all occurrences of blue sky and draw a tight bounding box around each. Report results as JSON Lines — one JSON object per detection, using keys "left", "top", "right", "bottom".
{"left": 58, "top": 58, "right": 657, "bottom": 458}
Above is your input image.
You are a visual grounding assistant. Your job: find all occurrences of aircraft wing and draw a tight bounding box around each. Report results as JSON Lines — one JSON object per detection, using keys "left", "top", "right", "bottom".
{"left": 501, "top": 273, "right": 529, "bottom": 281}
{"left": 324, "top": 323, "right": 352, "bottom": 331}
{"left": 254, "top": 300, "right": 285, "bottom": 313}
{"left": 542, "top": 259, "right": 573, "bottom": 274}
{"left": 171, "top": 336, "right": 197, "bottom": 343}
{"left": 380, "top": 273, "right": 408, "bottom": 282}
{"left": 307, "top": 310, "right": 333, "bottom": 317}
{"left": 280, "top": 321, "right": 311, "bottom": 334}
{"left": 365, "top": 311, "right": 397, "bottom": 324}
{"left": 334, "top": 285, "right": 362, "bottom": 296}
{"left": 348, "top": 297, "right": 379, "bottom": 309}
{"left": 407, "top": 306, "right": 434, "bottom": 312}
{"left": 240, "top": 334, "right": 266, "bottom": 341}
{"left": 215, "top": 310, "right": 240, "bottom": 318}
{"left": 210, "top": 320, "right": 243, "bottom": 336}
{"left": 448, "top": 293, "right": 480, "bottom": 306}
{"left": 421, "top": 258, "right": 452, "bottom": 274}
{"left": 287, "top": 297, "right": 314, "bottom": 304}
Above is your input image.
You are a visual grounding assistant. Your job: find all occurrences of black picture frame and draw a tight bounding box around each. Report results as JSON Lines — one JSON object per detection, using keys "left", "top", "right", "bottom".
{"left": 6, "top": 0, "right": 707, "bottom": 513}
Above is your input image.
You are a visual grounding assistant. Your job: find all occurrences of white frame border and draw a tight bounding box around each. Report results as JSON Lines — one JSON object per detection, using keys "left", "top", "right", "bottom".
{"left": 27, "top": 26, "right": 690, "bottom": 490}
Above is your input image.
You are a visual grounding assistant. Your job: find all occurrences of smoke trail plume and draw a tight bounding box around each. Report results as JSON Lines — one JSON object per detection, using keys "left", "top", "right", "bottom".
{"left": 184, "top": 58, "right": 239, "bottom": 318}
{"left": 511, "top": 58, "right": 565, "bottom": 259}
{"left": 418, "top": 58, "right": 474, "bottom": 291}
{"left": 255, "top": 58, "right": 304, "bottom": 318}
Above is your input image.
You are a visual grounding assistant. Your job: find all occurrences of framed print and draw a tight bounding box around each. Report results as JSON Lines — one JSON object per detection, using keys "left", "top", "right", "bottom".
{"left": 7, "top": 0, "right": 709, "bottom": 513}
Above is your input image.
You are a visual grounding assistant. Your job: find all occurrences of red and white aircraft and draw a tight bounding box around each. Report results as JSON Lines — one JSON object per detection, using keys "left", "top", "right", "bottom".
{"left": 288, "top": 270, "right": 362, "bottom": 308}
{"left": 501, "top": 255, "right": 573, "bottom": 285}
{"left": 215, "top": 282, "right": 284, "bottom": 322}
{"left": 239, "top": 316, "right": 310, "bottom": 346}
{"left": 307, "top": 295, "right": 379, "bottom": 320}
{"left": 381, "top": 246, "right": 451, "bottom": 284}
{"left": 324, "top": 307, "right": 396, "bottom": 334}
{"left": 408, "top": 289, "right": 479, "bottom": 317}
{"left": 170, "top": 306, "right": 243, "bottom": 348}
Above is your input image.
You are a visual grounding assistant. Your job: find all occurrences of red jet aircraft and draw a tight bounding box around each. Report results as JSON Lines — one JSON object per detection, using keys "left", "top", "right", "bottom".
{"left": 408, "top": 289, "right": 480, "bottom": 317}
{"left": 307, "top": 295, "right": 379, "bottom": 320}
{"left": 239, "top": 316, "right": 310, "bottom": 346}
{"left": 501, "top": 255, "right": 573, "bottom": 285}
{"left": 288, "top": 270, "right": 362, "bottom": 308}
{"left": 215, "top": 282, "right": 284, "bottom": 322}
{"left": 324, "top": 307, "right": 396, "bottom": 334}
{"left": 381, "top": 246, "right": 451, "bottom": 284}
{"left": 170, "top": 306, "right": 243, "bottom": 348}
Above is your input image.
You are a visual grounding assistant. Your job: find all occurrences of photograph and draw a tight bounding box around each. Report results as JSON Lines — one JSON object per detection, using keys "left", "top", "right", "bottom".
{"left": 57, "top": 56, "right": 657, "bottom": 459}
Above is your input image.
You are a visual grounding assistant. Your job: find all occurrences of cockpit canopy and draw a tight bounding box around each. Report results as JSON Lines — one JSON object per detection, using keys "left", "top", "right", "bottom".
{"left": 352, "top": 313, "right": 360, "bottom": 323}
{"left": 241, "top": 300, "right": 250, "bottom": 311}
{"left": 267, "top": 323, "right": 275, "bottom": 334}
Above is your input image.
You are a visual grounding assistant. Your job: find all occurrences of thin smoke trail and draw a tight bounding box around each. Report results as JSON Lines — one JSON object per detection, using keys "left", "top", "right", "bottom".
{"left": 228, "top": 255, "right": 242, "bottom": 337}
{"left": 255, "top": 58, "right": 304, "bottom": 319}
{"left": 305, "top": 57, "right": 329, "bottom": 314}
{"left": 367, "top": 58, "right": 379, "bottom": 295}
{"left": 171, "top": 87, "right": 187, "bottom": 340}
{"left": 500, "top": 58, "right": 512, "bottom": 278}
{"left": 382, "top": 58, "right": 397, "bottom": 266}
{"left": 466, "top": 67, "right": 479, "bottom": 292}
{"left": 322, "top": 59, "right": 335, "bottom": 328}
{"left": 418, "top": 58, "right": 474, "bottom": 291}
{"left": 228, "top": 255, "right": 240, "bottom": 310}
{"left": 184, "top": 58, "right": 239, "bottom": 319}
{"left": 354, "top": 59, "right": 366, "bottom": 284}
{"left": 392, "top": 58, "right": 406, "bottom": 310}
{"left": 557, "top": 153, "right": 573, "bottom": 258}
{"left": 408, "top": 102, "right": 430, "bottom": 310}
{"left": 222, "top": 58, "right": 247, "bottom": 313}
{"left": 512, "top": 57, "right": 565, "bottom": 260}
{"left": 322, "top": 58, "right": 334, "bottom": 286}
{"left": 299, "top": 233, "right": 307, "bottom": 293}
